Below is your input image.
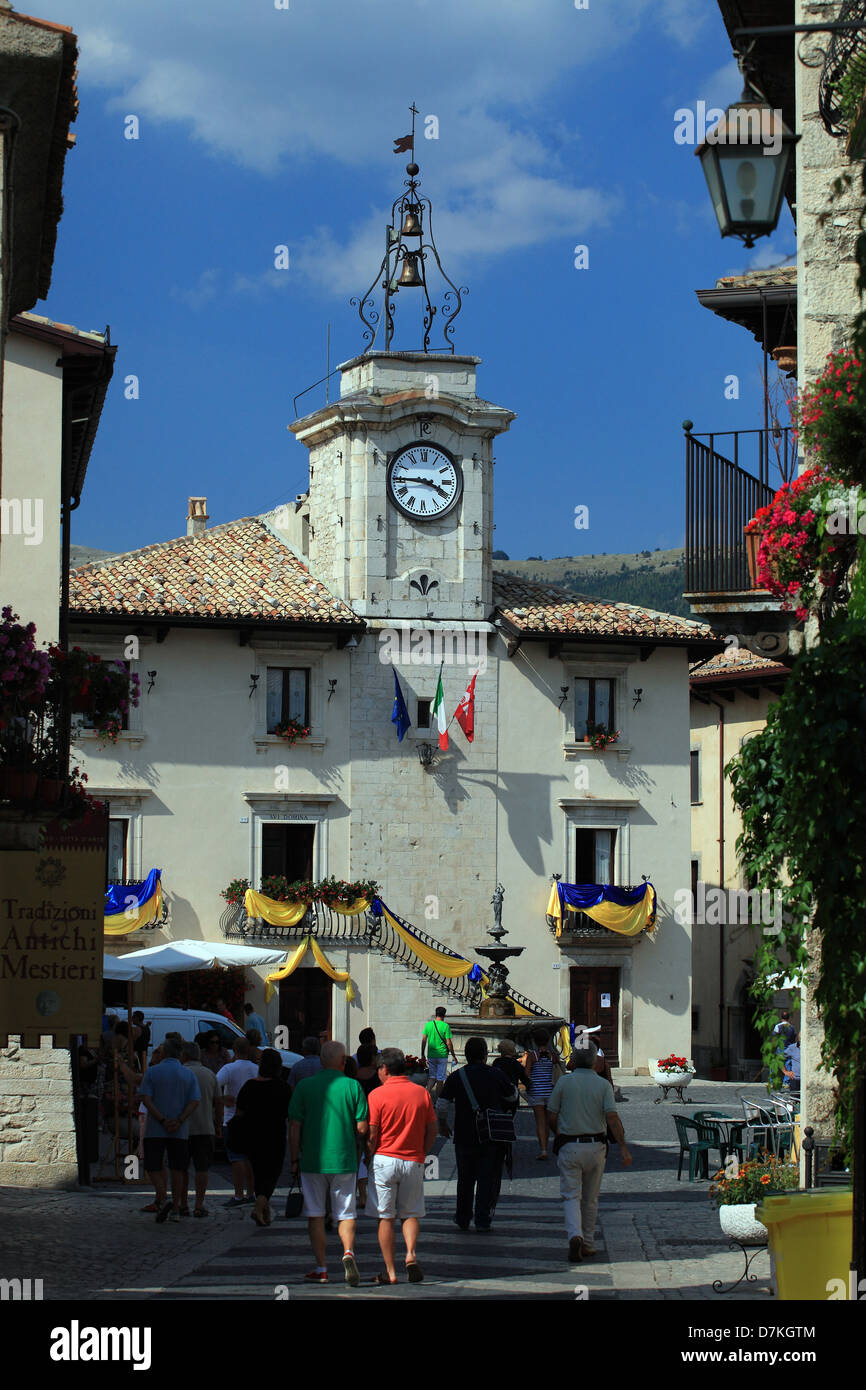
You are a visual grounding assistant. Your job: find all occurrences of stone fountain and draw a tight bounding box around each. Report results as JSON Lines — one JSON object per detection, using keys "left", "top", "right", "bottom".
{"left": 447, "top": 883, "right": 566, "bottom": 1057}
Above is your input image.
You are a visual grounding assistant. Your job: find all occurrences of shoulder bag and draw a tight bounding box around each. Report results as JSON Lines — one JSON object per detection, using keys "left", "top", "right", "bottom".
{"left": 458, "top": 1068, "right": 517, "bottom": 1144}
{"left": 284, "top": 1174, "right": 304, "bottom": 1219}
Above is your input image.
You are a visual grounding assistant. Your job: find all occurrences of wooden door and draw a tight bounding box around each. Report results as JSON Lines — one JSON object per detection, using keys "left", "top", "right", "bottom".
{"left": 569, "top": 966, "right": 620, "bottom": 1066}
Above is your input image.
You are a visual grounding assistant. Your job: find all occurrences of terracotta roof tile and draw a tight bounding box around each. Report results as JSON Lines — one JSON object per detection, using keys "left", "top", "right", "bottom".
{"left": 690, "top": 646, "right": 789, "bottom": 679}
{"left": 493, "top": 572, "right": 719, "bottom": 644}
{"left": 70, "top": 518, "right": 358, "bottom": 626}
{"left": 715, "top": 265, "right": 797, "bottom": 290}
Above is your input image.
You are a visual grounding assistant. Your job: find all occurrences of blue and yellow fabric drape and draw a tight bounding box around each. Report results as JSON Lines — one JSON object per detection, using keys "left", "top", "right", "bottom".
{"left": 244, "top": 888, "right": 370, "bottom": 927}
{"left": 104, "top": 869, "right": 163, "bottom": 936}
{"left": 264, "top": 936, "right": 355, "bottom": 1005}
{"left": 546, "top": 880, "right": 656, "bottom": 939}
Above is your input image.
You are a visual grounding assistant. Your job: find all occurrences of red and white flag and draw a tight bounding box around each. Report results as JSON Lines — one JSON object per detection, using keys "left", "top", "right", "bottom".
{"left": 453, "top": 670, "right": 479, "bottom": 742}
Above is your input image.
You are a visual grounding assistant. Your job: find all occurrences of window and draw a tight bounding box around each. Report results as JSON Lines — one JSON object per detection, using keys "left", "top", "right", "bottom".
{"left": 261, "top": 823, "right": 315, "bottom": 882}
{"left": 266, "top": 667, "right": 310, "bottom": 733}
{"left": 690, "top": 749, "right": 701, "bottom": 803}
{"left": 108, "top": 819, "right": 129, "bottom": 881}
{"left": 78, "top": 658, "right": 133, "bottom": 731}
{"left": 417, "top": 698, "right": 431, "bottom": 729}
{"left": 575, "top": 827, "right": 617, "bottom": 885}
{"left": 574, "top": 677, "right": 615, "bottom": 740}
{"left": 691, "top": 858, "right": 699, "bottom": 919}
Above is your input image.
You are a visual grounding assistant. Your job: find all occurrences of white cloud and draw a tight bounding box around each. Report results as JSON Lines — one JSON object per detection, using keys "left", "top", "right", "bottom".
{"left": 62, "top": 0, "right": 707, "bottom": 299}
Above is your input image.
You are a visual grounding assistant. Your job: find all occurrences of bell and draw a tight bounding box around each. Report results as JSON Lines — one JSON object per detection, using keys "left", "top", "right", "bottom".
{"left": 397, "top": 252, "right": 423, "bottom": 288}
{"left": 400, "top": 205, "right": 422, "bottom": 237}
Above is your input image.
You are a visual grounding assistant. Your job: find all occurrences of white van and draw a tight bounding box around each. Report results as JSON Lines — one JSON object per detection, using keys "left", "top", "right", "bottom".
{"left": 106, "top": 1006, "right": 302, "bottom": 1070}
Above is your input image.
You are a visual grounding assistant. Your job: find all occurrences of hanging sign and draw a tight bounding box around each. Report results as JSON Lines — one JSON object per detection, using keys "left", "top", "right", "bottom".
{"left": 0, "top": 806, "right": 107, "bottom": 1046}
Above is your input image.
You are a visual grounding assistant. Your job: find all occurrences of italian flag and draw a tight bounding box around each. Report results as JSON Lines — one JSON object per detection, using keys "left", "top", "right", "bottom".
{"left": 432, "top": 668, "right": 449, "bottom": 750}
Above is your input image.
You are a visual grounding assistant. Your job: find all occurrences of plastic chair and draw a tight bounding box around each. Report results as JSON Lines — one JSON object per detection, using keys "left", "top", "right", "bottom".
{"left": 673, "top": 1114, "right": 713, "bottom": 1181}
{"left": 692, "top": 1112, "right": 747, "bottom": 1166}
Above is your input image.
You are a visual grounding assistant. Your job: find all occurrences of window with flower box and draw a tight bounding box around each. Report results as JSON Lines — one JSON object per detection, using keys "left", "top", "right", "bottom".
{"left": 574, "top": 677, "right": 615, "bottom": 741}
{"left": 266, "top": 667, "right": 310, "bottom": 733}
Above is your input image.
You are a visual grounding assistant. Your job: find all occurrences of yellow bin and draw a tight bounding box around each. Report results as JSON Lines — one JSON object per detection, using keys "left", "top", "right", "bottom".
{"left": 757, "top": 1190, "right": 853, "bottom": 1300}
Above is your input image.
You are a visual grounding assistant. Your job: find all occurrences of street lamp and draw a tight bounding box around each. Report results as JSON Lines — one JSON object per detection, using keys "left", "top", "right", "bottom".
{"left": 696, "top": 81, "right": 799, "bottom": 247}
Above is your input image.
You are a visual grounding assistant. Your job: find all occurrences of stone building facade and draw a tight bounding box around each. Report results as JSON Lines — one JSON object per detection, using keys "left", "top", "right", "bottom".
{"left": 71, "top": 345, "right": 720, "bottom": 1069}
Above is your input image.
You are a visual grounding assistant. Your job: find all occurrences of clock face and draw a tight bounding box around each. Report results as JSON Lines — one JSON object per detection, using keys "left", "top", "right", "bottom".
{"left": 387, "top": 443, "right": 463, "bottom": 521}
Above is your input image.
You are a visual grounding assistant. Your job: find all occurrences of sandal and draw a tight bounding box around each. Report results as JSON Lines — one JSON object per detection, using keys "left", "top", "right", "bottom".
{"left": 373, "top": 1272, "right": 398, "bottom": 1285}
{"left": 140, "top": 1202, "right": 160, "bottom": 1213}
{"left": 406, "top": 1262, "right": 424, "bottom": 1283}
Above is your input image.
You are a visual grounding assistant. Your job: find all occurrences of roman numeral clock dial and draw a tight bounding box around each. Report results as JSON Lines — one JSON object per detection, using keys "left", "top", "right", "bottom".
{"left": 386, "top": 443, "right": 463, "bottom": 521}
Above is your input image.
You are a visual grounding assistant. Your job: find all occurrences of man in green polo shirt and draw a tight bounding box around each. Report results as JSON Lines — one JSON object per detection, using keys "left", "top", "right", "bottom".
{"left": 289, "top": 1040, "right": 369, "bottom": 1286}
{"left": 421, "top": 1007, "right": 458, "bottom": 1098}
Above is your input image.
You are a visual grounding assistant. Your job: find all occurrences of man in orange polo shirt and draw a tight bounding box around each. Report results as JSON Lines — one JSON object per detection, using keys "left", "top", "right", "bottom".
{"left": 367, "top": 1047, "right": 438, "bottom": 1286}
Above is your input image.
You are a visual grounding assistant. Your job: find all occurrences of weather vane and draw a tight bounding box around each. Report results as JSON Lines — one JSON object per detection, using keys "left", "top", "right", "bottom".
{"left": 351, "top": 102, "right": 467, "bottom": 355}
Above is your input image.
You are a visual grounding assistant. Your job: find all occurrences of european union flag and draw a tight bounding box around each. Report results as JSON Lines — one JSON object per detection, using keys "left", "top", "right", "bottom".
{"left": 391, "top": 669, "right": 412, "bottom": 742}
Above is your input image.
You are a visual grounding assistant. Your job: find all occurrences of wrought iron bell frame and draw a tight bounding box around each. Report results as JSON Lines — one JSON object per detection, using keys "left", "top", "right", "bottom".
{"left": 351, "top": 162, "right": 468, "bottom": 355}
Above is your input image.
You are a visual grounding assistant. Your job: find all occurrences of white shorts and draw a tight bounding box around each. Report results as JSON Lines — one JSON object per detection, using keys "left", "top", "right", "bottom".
{"left": 370, "top": 1155, "right": 426, "bottom": 1220}
{"left": 300, "top": 1172, "right": 357, "bottom": 1221}
{"left": 428, "top": 1058, "right": 447, "bottom": 1082}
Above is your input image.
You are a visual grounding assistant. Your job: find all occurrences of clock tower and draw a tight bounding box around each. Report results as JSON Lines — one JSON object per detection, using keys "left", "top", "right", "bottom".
{"left": 289, "top": 142, "right": 514, "bottom": 623}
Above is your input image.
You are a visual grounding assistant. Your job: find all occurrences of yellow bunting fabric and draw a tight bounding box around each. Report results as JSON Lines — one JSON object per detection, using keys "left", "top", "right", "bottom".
{"left": 244, "top": 889, "right": 307, "bottom": 928}
{"left": 546, "top": 882, "right": 657, "bottom": 939}
{"left": 332, "top": 898, "right": 371, "bottom": 917}
{"left": 104, "top": 882, "right": 163, "bottom": 936}
{"left": 263, "top": 936, "right": 356, "bottom": 1005}
{"left": 263, "top": 939, "right": 309, "bottom": 1004}
{"left": 559, "top": 1026, "right": 572, "bottom": 1063}
{"left": 309, "top": 937, "right": 355, "bottom": 1002}
{"left": 382, "top": 907, "right": 474, "bottom": 979}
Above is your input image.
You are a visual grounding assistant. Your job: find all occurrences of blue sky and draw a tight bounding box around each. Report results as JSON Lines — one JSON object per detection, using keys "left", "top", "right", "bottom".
{"left": 43, "top": 0, "right": 796, "bottom": 563}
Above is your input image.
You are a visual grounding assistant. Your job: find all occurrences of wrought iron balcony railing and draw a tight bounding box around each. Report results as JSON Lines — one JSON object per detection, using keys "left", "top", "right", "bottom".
{"left": 685, "top": 425, "right": 785, "bottom": 596}
{"left": 221, "top": 900, "right": 550, "bottom": 1018}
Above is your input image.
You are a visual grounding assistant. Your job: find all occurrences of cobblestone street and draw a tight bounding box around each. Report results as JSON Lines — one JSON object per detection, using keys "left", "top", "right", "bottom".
{"left": 0, "top": 1080, "right": 776, "bottom": 1302}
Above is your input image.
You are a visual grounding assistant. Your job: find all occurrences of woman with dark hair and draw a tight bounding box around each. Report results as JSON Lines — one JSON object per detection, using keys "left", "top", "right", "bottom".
{"left": 234, "top": 1049, "right": 291, "bottom": 1227}
{"left": 521, "top": 1028, "right": 563, "bottom": 1160}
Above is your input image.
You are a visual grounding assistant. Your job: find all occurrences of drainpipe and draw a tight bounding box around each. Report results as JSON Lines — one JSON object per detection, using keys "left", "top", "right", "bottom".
{"left": 704, "top": 695, "right": 726, "bottom": 1065}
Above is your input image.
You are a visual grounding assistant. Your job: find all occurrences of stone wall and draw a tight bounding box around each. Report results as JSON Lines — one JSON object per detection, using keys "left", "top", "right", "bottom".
{"left": 795, "top": 0, "right": 862, "bottom": 1139}
{"left": 0, "top": 1038, "right": 78, "bottom": 1187}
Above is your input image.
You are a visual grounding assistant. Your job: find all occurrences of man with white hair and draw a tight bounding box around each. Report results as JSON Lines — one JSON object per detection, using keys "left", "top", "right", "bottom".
{"left": 546, "top": 1039, "right": 631, "bottom": 1263}
{"left": 289, "top": 1040, "right": 369, "bottom": 1285}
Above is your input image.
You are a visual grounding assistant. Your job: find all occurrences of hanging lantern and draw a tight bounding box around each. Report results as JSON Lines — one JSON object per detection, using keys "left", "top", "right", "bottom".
{"left": 697, "top": 85, "right": 799, "bottom": 247}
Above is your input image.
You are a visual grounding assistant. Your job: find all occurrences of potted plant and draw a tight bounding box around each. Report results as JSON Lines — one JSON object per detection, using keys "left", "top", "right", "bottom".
{"left": 273, "top": 716, "right": 311, "bottom": 745}
{"left": 221, "top": 878, "right": 251, "bottom": 907}
{"left": 585, "top": 721, "right": 620, "bottom": 751}
{"left": 710, "top": 1155, "right": 799, "bottom": 1244}
{"left": 797, "top": 347, "right": 866, "bottom": 487}
{"left": 650, "top": 1053, "right": 695, "bottom": 1101}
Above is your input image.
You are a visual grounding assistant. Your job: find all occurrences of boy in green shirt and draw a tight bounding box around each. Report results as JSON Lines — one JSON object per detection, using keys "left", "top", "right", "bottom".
{"left": 421, "top": 1007, "right": 457, "bottom": 1097}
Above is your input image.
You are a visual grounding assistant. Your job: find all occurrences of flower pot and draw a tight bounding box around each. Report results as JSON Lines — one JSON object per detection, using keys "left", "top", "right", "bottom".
{"left": 719, "top": 1202, "right": 769, "bottom": 1246}
{"left": 771, "top": 345, "right": 797, "bottom": 376}
{"left": 744, "top": 527, "right": 761, "bottom": 588}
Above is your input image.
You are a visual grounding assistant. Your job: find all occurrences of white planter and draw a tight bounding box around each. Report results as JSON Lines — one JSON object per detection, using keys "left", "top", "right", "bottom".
{"left": 719, "top": 1202, "right": 768, "bottom": 1245}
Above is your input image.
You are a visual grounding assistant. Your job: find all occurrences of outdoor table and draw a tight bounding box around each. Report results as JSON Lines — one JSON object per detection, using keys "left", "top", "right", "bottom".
{"left": 693, "top": 1114, "right": 745, "bottom": 1165}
